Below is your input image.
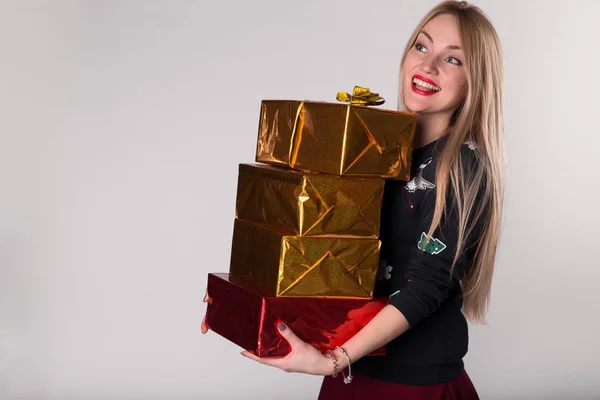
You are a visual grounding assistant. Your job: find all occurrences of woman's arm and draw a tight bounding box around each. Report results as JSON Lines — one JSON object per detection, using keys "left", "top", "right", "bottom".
{"left": 240, "top": 306, "right": 409, "bottom": 375}
{"left": 331, "top": 305, "right": 409, "bottom": 370}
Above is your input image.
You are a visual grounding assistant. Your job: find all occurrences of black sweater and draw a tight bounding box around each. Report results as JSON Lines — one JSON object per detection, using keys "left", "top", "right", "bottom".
{"left": 352, "top": 136, "right": 483, "bottom": 385}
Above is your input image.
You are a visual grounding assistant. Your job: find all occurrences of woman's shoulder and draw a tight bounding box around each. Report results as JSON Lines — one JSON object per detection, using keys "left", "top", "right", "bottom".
{"left": 432, "top": 137, "right": 480, "bottom": 169}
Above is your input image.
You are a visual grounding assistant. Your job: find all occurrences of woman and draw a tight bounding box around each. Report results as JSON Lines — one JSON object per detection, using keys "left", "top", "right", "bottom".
{"left": 204, "top": 1, "right": 505, "bottom": 398}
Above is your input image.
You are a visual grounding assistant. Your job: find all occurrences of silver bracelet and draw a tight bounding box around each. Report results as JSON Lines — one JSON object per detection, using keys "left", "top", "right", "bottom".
{"left": 335, "top": 346, "right": 353, "bottom": 384}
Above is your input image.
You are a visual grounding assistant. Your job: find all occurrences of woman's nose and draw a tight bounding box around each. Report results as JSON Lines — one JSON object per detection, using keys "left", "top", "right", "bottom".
{"left": 421, "top": 56, "right": 439, "bottom": 74}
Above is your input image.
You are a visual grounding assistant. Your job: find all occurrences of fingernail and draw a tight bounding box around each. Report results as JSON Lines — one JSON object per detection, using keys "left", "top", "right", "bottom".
{"left": 278, "top": 322, "right": 287, "bottom": 331}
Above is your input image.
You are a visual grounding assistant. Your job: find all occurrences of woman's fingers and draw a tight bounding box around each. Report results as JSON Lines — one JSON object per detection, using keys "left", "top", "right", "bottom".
{"left": 201, "top": 288, "right": 212, "bottom": 334}
{"left": 201, "top": 315, "right": 209, "bottom": 334}
{"left": 203, "top": 289, "right": 212, "bottom": 304}
{"left": 241, "top": 351, "right": 287, "bottom": 370}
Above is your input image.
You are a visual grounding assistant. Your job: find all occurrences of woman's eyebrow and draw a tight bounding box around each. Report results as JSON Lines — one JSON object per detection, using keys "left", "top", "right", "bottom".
{"left": 420, "top": 30, "right": 462, "bottom": 50}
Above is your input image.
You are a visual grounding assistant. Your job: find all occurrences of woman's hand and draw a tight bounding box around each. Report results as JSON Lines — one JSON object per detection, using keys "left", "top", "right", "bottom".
{"left": 201, "top": 289, "right": 212, "bottom": 334}
{"left": 241, "top": 322, "right": 334, "bottom": 376}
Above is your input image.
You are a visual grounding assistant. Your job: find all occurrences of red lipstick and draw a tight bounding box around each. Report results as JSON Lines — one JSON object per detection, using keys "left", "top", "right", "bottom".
{"left": 411, "top": 74, "right": 440, "bottom": 97}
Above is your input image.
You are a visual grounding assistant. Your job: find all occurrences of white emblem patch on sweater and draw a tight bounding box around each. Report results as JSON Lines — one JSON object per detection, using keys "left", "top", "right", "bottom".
{"left": 377, "top": 260, "right": 393, "bottom": 280}
{"left": 465, "top": 140, "right": 477, "bottom": 151}
{"left": 405, "top": 157, "right": 435, "bottom": 193}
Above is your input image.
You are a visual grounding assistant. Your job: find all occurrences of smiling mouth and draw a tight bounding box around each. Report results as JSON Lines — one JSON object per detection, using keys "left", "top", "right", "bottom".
{"left": 412, "top": 77, "right": 441, "bottom": 92}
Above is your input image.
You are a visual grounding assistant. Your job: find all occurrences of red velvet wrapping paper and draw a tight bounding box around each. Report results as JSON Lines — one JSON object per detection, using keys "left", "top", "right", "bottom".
{"left": 205, "top": 273, "right": 387, "bottom": 357}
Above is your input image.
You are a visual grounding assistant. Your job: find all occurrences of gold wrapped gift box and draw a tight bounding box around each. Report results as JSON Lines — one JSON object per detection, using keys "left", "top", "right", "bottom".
{"left": 236, "top": 163, "right": 384, "bottom": 238}
{"left": 255, "top": 100, "right": 416, "bottom": 180}
{"left": 229, "top": 218, "right": 381, "bottom": 298}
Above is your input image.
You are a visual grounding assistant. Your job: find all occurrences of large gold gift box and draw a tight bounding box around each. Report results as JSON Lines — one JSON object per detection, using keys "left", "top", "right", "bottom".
{"left": 255, "top": 100, "right": 416, "bottom": 180}
{"left": 236, "top": 163, "right": 384, "bottom": 238}
{"left": 229, "top": 218, "right": 381, "bottom": 298}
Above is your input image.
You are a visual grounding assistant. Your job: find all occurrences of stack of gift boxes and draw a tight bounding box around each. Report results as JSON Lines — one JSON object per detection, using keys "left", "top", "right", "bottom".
{"left": 206, "top": 96, "right": 417, "bottom": 357}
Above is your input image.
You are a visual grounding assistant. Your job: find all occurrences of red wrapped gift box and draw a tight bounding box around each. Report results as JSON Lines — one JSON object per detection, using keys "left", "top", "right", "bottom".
{"left": 205, "top": 273, "right": 388, "bottom": 357}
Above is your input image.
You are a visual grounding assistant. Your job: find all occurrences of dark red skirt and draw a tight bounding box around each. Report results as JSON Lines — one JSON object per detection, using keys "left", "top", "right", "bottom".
{"left": 318, "top": 369, "right": 479, "bottom": 400}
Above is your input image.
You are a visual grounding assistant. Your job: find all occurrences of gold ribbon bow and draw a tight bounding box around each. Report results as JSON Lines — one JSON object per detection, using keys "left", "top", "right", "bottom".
{"left": 336, "top": 86, "right": 385, "bottom": 106}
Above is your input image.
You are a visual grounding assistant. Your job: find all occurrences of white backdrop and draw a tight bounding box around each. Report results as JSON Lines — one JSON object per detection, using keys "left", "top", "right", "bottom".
{"left": 1, "top": 1, "right": 599, "bottom": 399}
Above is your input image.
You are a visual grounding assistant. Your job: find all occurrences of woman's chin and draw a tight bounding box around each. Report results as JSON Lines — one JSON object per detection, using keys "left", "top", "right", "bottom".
{"left": 403, "top": 96, "right": 428, "bottom": 113}
{"left": 404, "top": 103, "right": 426, "bottom": 114}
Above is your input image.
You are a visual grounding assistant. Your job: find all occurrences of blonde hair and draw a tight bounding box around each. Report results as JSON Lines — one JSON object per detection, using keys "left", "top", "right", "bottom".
{"left": 398, "top": 0, "right": 506, "bottom": 324}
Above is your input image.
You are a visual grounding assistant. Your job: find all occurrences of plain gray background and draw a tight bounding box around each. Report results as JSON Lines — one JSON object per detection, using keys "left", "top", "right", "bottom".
{"left": 1, "top": 0, "right": 599, "bottom": 399}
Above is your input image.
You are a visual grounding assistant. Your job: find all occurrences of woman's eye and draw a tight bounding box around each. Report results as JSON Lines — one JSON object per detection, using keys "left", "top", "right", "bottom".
{"left": 447, "top": 57, "right": 462, "bottom": 65}
{"left": 415, "top": 44, "right": 427, "bottom": 53}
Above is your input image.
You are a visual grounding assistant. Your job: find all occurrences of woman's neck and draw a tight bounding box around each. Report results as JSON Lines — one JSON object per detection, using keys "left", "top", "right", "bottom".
{"left": 412, "top": 111, "right": 453, "bottom": 150}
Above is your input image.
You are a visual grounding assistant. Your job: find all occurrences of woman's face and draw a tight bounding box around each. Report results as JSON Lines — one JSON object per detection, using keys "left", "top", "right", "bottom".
{"left": 402, "top": 14, "right": 467, "bottom": 116}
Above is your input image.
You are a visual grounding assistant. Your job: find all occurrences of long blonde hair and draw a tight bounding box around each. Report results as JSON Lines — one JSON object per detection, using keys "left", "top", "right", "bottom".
{"left": 398, "top": 1, "right": 506, "bottom": 324}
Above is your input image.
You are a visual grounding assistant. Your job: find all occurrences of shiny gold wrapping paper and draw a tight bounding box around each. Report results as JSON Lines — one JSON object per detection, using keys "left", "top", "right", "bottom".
{"left": 229, "top": 218, "right": 381, "bottom": 298}
{"left": 255, "top": 100, "right": 416, "bottom": 180}
{"left": 235, "top": 163, "right": 384, "bottom": 238}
